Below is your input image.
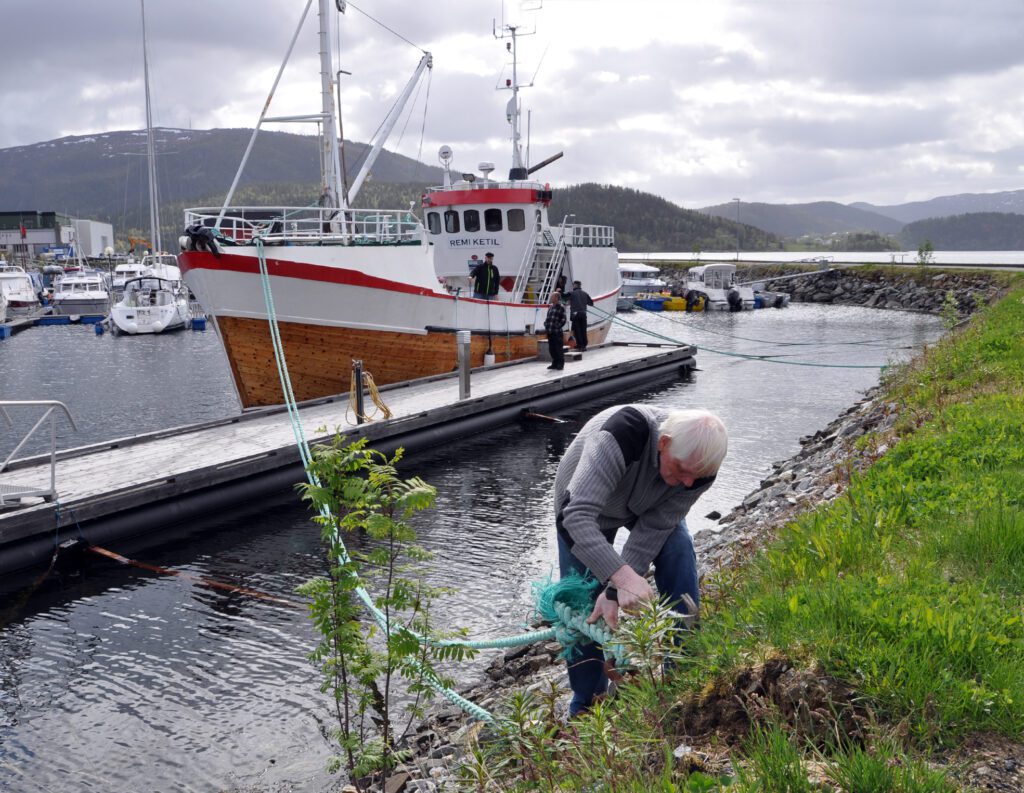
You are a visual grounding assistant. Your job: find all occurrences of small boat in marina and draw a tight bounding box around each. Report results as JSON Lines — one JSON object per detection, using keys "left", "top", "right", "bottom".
{"left": 684, "top": 263, "right": 754, "bottom": 311}
{"left": 51, "top": 269, "right": 111, "bottom": 317}
{"left": 107, "top": 4, "right": 194, "bottom": 336}
{"left": 109, "top": 272, "right": 192, "bottom": 334}
{"left": 111, "top": 261, "right": 150, "bottom": 296}
{"left": 179, "top": 1, "right": 620, "bottom": 408}
{"left": 633, "top": 292, "right": 670, "bottom": 311}
{"left": 0, "top": 264, "right": 41, "bottom": 316}
{"left": 619, "top": 262, "right": 667, "bottom": 304}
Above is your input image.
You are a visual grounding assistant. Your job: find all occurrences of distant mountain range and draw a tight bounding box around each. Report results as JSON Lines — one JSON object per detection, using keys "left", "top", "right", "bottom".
{"left": 700, "top": 200, "right": 903, "bottom": 238}
{"left": 0, "top": 128, "right": 443, "bottom": 239}
{"left": 854, "top": 190, "right": 1024, "bottom": 224}
{"left": 701, "top": 190, "right": 1024, "bottom": 242}
{"left": 2, "top": 128, "right": 1023, "bottom": 251}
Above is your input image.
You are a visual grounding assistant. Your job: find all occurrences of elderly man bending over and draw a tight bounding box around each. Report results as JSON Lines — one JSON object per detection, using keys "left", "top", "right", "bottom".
{"left": 554, "top": 404, "right": 728, "bottom": 716}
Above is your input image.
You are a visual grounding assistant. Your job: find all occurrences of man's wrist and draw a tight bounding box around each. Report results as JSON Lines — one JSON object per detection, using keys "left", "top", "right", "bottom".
{"left": 604, "top": 585, "right": 618, "bottom": 602}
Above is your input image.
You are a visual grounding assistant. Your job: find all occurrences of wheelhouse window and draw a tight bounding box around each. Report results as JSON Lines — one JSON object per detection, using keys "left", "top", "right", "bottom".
{"left": 484, "top": 208, "right": 503, "bottom": 232}
{"left": 464, "top": 209, "right": 481, "bottom": 233}
{"left": 444, "top": 210, "right": 460, "bottom": 233}
{"left": 507, "top": 208, "right": 525, "bottom": 231}
{"left": 426, "top": 211, "right": 441, "bottom": 235}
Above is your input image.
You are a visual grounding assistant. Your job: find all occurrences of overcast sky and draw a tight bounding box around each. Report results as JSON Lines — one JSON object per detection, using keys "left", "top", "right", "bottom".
{"left": 3, "top": 0, "right": 1022, "bottom": 208}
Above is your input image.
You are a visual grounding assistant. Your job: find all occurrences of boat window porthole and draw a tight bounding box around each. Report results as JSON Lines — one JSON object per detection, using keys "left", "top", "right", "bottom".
{"left": 507, "top": 208, "right": 525, "bottom": 231}
{"left": 444, "top": 210, "right": 460, "bottom": 233}
{"left": 426, "top": 212, "right": 441, "bottom": 235}
{"left": 484, "top": 208, "right": 503, "bottom": 232}
{"left": 464, "top": 209, "right": 481, "bottom": 233}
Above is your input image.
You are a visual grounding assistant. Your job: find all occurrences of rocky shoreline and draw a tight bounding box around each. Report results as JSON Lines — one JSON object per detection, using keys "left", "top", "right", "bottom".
{"left": 344, "top": 268, "right": 1009, "bottom": 793}
{"left": 660, "top": 265, "right": 1002, "bottom": 316}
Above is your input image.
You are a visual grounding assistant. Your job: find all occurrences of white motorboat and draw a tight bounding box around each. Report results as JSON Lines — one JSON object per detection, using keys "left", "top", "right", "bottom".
{"left": 178, "top": 2, "right": 620, "bottom": 408}
{"left": 109, "top": 273, "right": 192, "bottom": 334}
{"left": 111, "top": 261, "right": 149, "bottom": 294}
{"left": 685, "top": 263, "right": 754, "bottom": 311}
{"left": 0, "top": 264, "right": 40, "bottom": 316}
{"left": 618, "top": 262, "right": 667, "bottom": 303}
{"left": 51, "top": 269, "right": 111, "bottom": 317}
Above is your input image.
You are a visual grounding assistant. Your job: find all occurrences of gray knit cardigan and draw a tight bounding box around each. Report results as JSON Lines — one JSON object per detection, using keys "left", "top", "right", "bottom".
{"left": 554, "top": 404, "right": 716, "bottom": 583}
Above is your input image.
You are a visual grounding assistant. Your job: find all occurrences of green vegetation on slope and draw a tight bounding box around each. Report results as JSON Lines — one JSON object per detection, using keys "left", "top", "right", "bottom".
{"left": 475, "top": 276, "right": 1024, "bottom": 790}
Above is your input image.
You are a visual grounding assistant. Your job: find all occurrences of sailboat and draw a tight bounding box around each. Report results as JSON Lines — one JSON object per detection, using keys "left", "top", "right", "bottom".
{"left": 178, "top": 1, "right": 620, "bottom": 409}
{"left": 109, "top": 0, "right": 193, "bottom": 336}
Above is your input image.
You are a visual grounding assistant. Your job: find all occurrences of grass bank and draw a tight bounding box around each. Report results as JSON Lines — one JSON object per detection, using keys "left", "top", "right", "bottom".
{"left": 470, "top": 280, "right": 1024, "bottom": 791}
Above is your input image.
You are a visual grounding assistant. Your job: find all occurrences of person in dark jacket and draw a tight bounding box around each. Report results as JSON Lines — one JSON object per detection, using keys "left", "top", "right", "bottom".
{"left": 470, "top": 252, "right": 500, "bottom": 300}
{"left": 554, "top": 404, "right": 728, "bottom": 716}
{"left": 568, "top": 280, "right": 594, "bottom": 351}
{"left": 543, "top": 290, "right": 567, "bottom": 370}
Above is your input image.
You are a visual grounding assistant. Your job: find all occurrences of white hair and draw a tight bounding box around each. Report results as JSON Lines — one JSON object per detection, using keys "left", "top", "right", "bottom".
{"left": 658, "top": 408, "right": 728, "bottom": 475}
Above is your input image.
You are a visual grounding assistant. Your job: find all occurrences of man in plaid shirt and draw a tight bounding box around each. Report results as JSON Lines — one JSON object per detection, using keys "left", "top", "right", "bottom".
{"left": 544, "top": 290, "right": 567, "bottom": 370}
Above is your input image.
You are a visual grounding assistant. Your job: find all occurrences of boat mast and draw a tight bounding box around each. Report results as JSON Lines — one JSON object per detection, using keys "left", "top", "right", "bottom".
{"left": 140, "top": 0, "right": 160, "bottom": 254}
{"left": 318, "top": 0, "right": 344, "bottom": 209}
{"left": 495, "top": 22, "right": 532, "bottom": 180}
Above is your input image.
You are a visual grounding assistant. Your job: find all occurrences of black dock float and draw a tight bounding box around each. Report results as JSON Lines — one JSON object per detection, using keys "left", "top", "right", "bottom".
{"left": 0, "top": 342, "right": 696, "bottom": 574}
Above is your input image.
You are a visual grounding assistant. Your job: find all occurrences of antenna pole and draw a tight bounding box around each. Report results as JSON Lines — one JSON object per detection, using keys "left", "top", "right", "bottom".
{"left": 140, "top": 0, "right": 160, "bottom": 253}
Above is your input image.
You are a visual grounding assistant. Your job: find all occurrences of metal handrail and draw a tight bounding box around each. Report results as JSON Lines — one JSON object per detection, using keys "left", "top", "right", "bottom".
{"left": 1, "top": 400, "right": 77, "bottom": 505}
{"left": 185, "top": 206, "right": 425, "bottom": 246}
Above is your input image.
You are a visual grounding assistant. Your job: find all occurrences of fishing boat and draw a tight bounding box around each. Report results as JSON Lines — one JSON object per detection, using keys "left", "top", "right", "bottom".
{"left": 51, "top": 269, "right": 111, "bottom": 317}
{"left": 0, "top": 264, "right": 40, "bottom": 316}
{"left": 178, "top": 1, "right": 620, "bottom": 408}
{"left": 684, "top": 263, "right": 754, "bottom": 311}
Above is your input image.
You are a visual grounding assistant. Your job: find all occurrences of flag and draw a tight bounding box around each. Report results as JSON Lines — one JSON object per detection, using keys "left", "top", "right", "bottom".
{"left": 19, "top": 221, "right": 26, "bottom": 239}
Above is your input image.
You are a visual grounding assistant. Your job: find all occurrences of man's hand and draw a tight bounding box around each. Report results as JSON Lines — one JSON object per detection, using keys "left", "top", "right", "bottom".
{"left": 587, "top": 591, "right": 620, "bottom": 630}
{"left": 587, "top": 565, "right": 655, "bottom": 630}
{"left": 609, "top": 565, "right": 655, "bottom": 612}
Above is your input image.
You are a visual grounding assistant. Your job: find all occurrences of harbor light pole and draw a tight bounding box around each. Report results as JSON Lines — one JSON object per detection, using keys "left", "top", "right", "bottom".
{"left": 732, "top": 197, "right": 740, "bottom": 261}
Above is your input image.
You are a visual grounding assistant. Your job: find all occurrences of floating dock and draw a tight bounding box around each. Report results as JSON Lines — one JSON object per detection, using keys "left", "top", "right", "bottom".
{"left": 0, "top": 341, "right": 695, "bottom": 573}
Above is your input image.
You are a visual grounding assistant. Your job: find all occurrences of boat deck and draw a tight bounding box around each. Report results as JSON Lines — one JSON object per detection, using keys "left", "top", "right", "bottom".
{"left": 0, "top": 341, "right": 696, "bottom": 572}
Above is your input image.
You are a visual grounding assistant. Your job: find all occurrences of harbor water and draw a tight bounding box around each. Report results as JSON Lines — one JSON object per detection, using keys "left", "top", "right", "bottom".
{"left": 0, "top": 305, "right": 943, "bottom": 792}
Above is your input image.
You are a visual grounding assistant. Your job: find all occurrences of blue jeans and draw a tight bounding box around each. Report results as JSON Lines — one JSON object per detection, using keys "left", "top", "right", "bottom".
{"left": 557, "top": 520, "right": 699, "bottom": 716}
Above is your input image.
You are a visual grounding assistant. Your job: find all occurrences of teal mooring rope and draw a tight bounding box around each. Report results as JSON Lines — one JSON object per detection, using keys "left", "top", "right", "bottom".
{"left": 253, "top": 240, "right": 624, "bottom": 723}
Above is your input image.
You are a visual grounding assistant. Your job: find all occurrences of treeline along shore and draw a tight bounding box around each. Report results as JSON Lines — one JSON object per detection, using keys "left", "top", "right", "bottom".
{"left": 334, "top": 267, "right": 1024, "bottom": 793}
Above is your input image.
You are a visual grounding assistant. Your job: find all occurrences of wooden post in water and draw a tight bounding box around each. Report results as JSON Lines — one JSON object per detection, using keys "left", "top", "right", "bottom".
{"left": 352, "top": 360, "right": 366, "bottom": 424}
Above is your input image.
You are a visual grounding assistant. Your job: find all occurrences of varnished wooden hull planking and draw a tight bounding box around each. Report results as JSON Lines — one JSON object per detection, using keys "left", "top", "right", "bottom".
{"left": 218, "top": 316, "right": 612, "bottom": 408}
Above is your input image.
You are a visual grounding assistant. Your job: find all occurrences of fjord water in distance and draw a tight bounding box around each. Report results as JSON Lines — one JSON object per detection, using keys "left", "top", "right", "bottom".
{"left": 0, "top": 305, "right": 943, "bottom": 792}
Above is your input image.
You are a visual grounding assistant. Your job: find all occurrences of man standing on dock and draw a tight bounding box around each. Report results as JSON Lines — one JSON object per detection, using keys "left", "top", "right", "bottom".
{"left": 568, "top": 280, "right": 594, "bottom": 351}
{"left": 544, "top": 290, "right": 567, "bottom": 370}
{"left": 554, "top": 405, "right": 728, "bottom": 716}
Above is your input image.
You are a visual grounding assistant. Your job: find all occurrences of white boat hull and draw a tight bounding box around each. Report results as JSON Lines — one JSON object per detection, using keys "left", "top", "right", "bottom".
{"left": 180, "top": 244, "right": 618, "bottom": 407}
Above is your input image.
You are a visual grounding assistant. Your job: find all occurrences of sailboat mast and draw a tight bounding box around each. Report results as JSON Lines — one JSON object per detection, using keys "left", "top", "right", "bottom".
{"left": 318, "top": 0, "right": 344, "bottom": 209}
{"left": 140, "top": 0, "right": 160, "bottom": 253}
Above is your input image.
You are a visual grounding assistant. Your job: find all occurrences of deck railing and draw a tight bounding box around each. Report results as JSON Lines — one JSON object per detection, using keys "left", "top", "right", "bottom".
{"left": 184, "top": 206, "right": 426, "bottom": 246}
{"left": 567, "top": 224, "right": 615, "bottom": 247}
{"left": 0, "top": 400, "right": 77, "bottom": 506}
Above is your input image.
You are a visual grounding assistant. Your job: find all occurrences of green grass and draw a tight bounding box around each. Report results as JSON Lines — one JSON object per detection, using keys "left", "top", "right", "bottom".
{"left": 473, "top": 279, "right": 1024, "bottom": 791}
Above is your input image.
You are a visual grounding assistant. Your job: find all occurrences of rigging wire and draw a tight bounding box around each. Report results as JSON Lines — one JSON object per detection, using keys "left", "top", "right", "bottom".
{"left": 416, "top": 68, "right": 432, "bottom": 166}
{"left": 345, "top": 1, "right": 426, "bottom": 54}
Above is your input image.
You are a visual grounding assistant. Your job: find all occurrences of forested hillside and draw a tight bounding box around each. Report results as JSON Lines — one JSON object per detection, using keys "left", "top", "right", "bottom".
{"left": 552, "top": 184, "right": 781, "bottom": 253}
{"left": 899, "top": 212, "right": 1024, "bottom": 250}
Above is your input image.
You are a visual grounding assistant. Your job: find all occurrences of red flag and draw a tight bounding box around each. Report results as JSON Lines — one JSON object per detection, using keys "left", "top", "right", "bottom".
{"left": 19, "top": 222, "right": 26, "bottom": 239}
